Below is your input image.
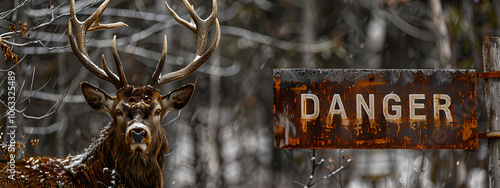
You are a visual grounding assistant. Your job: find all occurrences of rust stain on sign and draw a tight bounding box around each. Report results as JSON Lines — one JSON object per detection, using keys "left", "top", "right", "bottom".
{"left": 273, "top": 69, "right": 478, "bottom": 149}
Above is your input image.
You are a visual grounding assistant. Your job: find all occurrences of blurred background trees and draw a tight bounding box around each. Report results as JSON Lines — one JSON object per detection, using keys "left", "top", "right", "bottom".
{"left": 0, "top": 0, "right": 495, "bottom": 187}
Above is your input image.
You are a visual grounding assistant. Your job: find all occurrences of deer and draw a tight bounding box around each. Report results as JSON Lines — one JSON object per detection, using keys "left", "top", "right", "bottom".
{"left": 0, "top": 0, "right": 219, "bottom": 187}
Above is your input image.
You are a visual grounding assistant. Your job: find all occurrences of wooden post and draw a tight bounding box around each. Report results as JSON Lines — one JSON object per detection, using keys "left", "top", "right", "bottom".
{"left": 484, "top": 36, "right": 500, "bottom": 188}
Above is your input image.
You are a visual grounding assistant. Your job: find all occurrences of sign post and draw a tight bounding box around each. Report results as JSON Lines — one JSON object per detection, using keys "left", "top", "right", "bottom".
{"left": 483, "top": 36, "right": 500, "bottom": 188}
{"left": 273, "top": 69, "right": 477, "bottom": 149}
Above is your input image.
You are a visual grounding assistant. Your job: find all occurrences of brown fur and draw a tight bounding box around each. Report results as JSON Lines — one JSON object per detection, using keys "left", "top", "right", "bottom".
{"left": 0, "top": 84, "right": 192, "bottom": 187}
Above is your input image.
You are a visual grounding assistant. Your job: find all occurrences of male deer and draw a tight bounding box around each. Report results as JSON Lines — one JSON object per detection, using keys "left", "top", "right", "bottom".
{"left": 0, "top": 0, "right": 219, "bottom": 187}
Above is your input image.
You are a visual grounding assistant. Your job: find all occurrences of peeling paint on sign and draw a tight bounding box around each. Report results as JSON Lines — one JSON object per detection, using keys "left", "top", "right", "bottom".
{"left": 273, "top": 69, "right": 478, "bottom": 149}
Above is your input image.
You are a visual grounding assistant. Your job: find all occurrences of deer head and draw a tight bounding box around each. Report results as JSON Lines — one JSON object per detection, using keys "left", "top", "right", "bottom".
{"left": 67, "top": 0, "right": 219, "bottom": 185}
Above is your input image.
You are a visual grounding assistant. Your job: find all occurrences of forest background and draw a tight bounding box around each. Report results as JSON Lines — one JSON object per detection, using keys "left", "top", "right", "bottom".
{"left": 0, "top": 0, "right": 495, "bottom": 187}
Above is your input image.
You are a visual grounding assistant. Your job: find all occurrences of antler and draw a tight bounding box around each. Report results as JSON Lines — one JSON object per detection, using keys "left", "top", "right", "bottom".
{"left": 149, "top": 0, "right": 220, "bottom": 88}
{"left": 68, "top": 0, "right": 129, "bottom": 89}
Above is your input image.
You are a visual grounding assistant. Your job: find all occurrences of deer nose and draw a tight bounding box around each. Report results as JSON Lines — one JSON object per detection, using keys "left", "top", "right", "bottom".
{"left": 125, "top": 122, "right": 151, "bottom": 145}
{"left": 129, "top": 129, "right": 147, "bottom": 143}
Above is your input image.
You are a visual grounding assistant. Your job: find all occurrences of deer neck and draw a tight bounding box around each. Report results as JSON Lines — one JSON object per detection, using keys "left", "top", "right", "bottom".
{"left": 67, "top": 120, "right": 166, "bottom": 187}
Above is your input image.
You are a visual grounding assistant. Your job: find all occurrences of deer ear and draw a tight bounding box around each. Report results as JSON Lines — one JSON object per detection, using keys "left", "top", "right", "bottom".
{"left": 81, "top": 82, "right": 114, "bottom": 112}
{"left": 162, "top": 84, "right": 195, "bottom": 111}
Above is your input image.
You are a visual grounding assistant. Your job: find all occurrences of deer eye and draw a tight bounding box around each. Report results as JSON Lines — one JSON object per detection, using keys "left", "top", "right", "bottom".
{"left": 116, "top": 109, "right": 122, "bottom": 116}
{"left": 155, "top": 109, "right": 162, "bottom": 116}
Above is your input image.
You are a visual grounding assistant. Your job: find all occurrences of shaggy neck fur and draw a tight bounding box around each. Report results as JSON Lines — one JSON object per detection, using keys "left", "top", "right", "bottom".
{"left": 0, "top": 121, "right": 169, "bottom": 187}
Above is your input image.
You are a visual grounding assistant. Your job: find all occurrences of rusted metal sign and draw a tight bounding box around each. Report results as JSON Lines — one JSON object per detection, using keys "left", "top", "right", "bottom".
{"left": 273, "top": 69, "right": 477, "bottom": 149}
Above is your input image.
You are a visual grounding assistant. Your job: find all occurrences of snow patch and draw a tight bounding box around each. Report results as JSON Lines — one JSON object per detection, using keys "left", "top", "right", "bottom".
{"left": 64, "top": 125, "right": 111, "bottom": 173}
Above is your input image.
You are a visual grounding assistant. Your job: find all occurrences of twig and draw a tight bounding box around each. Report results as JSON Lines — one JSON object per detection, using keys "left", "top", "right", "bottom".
{"left": 164, "top": 145, "right": 179, "bottom": 158}
{"left": 0, "top": 73, "right": 69, "bottom": 120}
{"left": 308, "top": 155, "right": 353, "bottom": 187}
{"left": 221, "top": 25, "right": 334, "bottom": 53}
{"left": 0, "top": 0, "right": 32, "bottom": 19}
{"left": 20, "top": 80, "right": 71, "bottom": 119}
{"left": 163, "top": 109, "right": 182, "bottom": 127}
{"left": 296, "top": 150, "right": 354, "bottom": 188}
{"left": 306, "top": 149, "right": 324, "bottom": 187}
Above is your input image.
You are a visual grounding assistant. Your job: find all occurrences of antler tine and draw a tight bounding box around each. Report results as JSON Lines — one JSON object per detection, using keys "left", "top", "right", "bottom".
{"left": 151, "top": 0, "right": 220, "bottom": 88}
{"left": 165, "top": 1, "right": 196, "bottom": 33}
{"left": 112, "top": 35, "right": 128, "bottom": 86}
{"left": 68, "top": 0, "right": 128, "bottom": 89}
{"left": 150, "top": 36, "right": 168, "bottom": 86}
{"left": 100, "top": 36, "right": 128, "bottom": 87}
{"left": 165, "top": 0, "right": 217, "bottom": 55}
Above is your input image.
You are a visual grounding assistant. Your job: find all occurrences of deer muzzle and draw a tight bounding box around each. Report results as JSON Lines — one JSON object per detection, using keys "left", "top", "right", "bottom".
{"left": 125, "top": 122, "right": 151, "bottom": 152}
